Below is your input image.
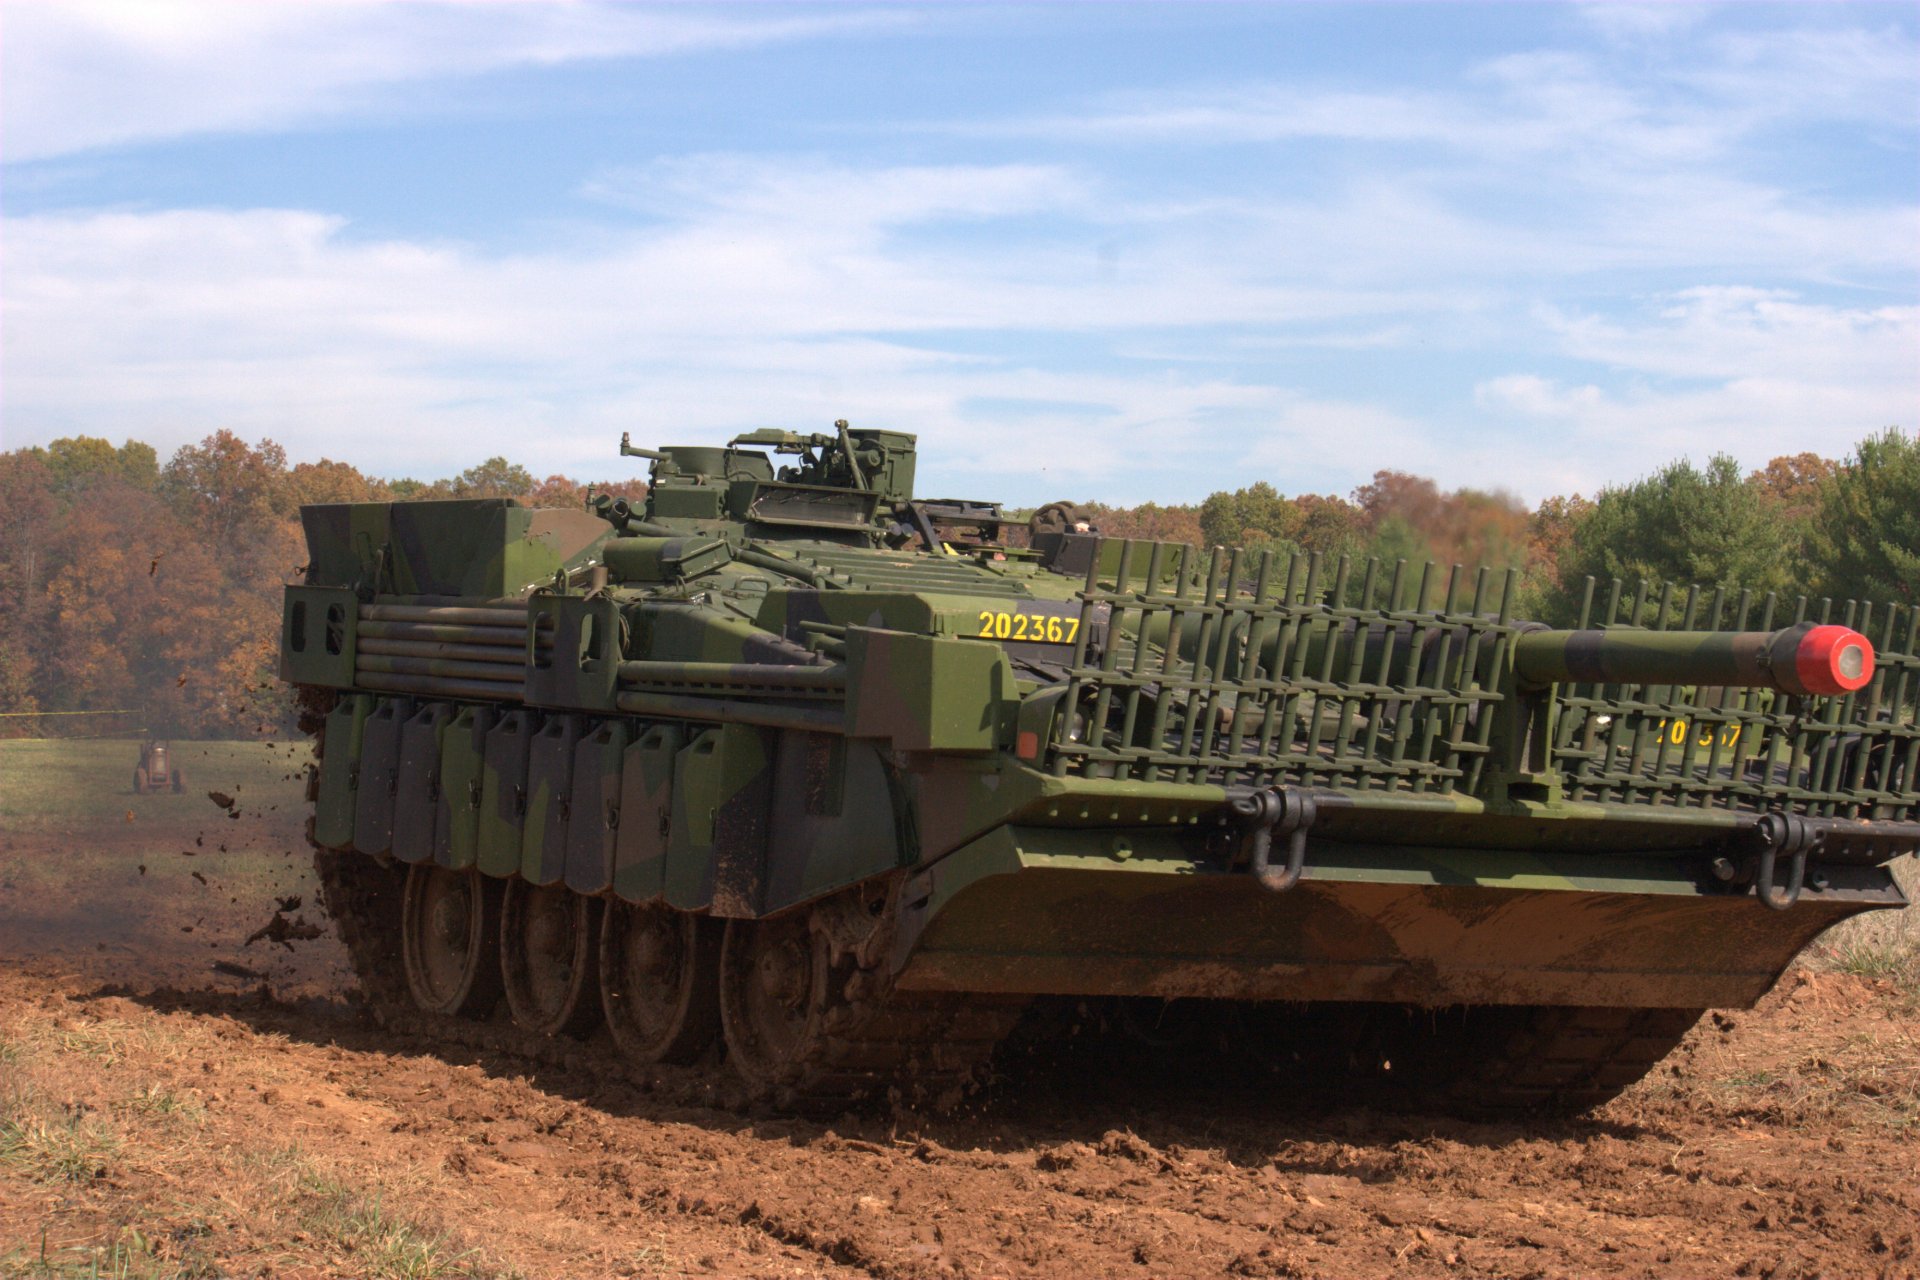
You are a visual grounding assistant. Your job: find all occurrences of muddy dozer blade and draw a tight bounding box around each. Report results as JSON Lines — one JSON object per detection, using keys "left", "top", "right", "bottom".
{"left": 893, "top": 827, "right": 1907, "bottom": 1010}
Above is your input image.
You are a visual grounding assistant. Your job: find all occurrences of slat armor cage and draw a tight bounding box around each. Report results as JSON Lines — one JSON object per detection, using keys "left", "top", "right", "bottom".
{"left": 1550, "top": 580, "right": 1919, "bottom": 822}
{"left": 1045, "top": 539, "right": 1920, "bottom": 821}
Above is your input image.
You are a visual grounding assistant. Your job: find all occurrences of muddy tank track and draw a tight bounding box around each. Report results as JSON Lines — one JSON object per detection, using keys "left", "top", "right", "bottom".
{"left": 315, "top": 842, "right": 1693, "bottom": 1117}
{"left": 312, "top": 844, "right": 1023, "bottom": 1113}
{"left": 1434, "top": 1004, "right": 1705, "bottom": 1115}
{"left": 768, "top": 989, "right": 1029, "bottom": 1112}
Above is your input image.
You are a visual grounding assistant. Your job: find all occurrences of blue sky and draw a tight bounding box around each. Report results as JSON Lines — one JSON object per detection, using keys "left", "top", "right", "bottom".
{"left": 2, "top": 2, "right": 1915, "bottom": 507}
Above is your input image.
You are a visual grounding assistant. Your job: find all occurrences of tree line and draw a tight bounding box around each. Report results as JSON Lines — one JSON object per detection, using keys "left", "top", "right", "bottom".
{"left": 1087, "top": 433, "right": 1916, "bottom": 623}
{"left": 0, "top": 433, "right": 617, "bottom": 739}
{"left": 0, "top": 428, "right": 1913, "bottom": 739}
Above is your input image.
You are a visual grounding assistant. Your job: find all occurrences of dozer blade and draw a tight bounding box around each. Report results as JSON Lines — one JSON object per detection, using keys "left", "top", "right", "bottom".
{"left": 893, "top": 830, "right": 1906, "bottom": 1010}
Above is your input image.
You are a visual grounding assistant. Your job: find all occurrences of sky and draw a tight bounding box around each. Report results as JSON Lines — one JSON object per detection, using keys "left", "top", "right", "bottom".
{"left": 2, "top": 1, "right": 1916, "bottom": 508}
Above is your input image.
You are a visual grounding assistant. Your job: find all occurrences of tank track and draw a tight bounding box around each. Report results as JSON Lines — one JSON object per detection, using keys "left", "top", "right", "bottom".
{"left": 311, "top": 843, "right": 409, "bottom": 1019}
{"left": 767, "top": 980, "right": 1027, "bottom": 1113}
{"left": 1026, "top": 998, "right": 1703, "bottom": 1117}
{"left": 1439, "top": 1004, "right": 1704, "bottom": 1115}
{"left": 312, "top": 845, "right": 1692, "bottom": 1116}
{"left": 312, "top": 843, "right": 1022, "bottom": 1112}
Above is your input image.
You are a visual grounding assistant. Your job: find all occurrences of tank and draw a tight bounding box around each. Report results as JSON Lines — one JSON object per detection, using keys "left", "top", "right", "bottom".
{"left": 281, "top": 424, "right": 1920, "bottom": 1112}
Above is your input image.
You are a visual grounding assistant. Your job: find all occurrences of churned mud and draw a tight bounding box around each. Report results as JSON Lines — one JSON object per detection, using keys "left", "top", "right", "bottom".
{"left": 2, "top": 745, "right": 1918, "bottom": 1278}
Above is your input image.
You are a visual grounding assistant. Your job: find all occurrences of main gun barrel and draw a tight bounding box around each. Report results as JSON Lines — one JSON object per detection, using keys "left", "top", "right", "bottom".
{"left": 1512, "top": 621, "right": 1874, "bottom": 697}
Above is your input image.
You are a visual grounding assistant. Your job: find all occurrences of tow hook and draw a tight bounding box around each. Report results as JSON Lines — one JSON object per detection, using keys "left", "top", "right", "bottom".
{"left": 1227, "top": 787, "right": 1318, "bottom": 893}
{"left": 1747, "top": 811, "right": 1816, "bottom": 911}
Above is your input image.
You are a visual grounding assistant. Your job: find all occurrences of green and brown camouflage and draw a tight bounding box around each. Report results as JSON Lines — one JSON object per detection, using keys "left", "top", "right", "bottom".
{"left": 285, "top": 424, "right": 1919, "bottom": 1024}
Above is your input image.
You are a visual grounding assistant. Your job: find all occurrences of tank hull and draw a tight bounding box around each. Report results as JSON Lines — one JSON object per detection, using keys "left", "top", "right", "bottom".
{"left": 279, "top": 426, "right": 1920, "bottom": 1113}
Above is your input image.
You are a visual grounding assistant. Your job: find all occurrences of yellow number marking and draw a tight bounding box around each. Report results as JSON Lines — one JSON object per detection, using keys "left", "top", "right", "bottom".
{"left": 1654, "top": 718, "right": 1742, "bottom": 750}
{"left": 972, "top": 611, "right": 1080, "bottom": 645}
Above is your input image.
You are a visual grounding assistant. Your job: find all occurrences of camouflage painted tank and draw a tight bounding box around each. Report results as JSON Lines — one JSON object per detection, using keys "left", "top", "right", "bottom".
{"left": 283, "top": 424, "right": 1920, "bottom": 1111}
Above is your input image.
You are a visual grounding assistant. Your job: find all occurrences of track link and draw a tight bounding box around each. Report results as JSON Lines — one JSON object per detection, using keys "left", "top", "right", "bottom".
{"left": 787, "top": 984, "right": 1028, "bottom": 1112}
{"left": 1443, "top": 1004, "right": 1705, "bottom": 1114}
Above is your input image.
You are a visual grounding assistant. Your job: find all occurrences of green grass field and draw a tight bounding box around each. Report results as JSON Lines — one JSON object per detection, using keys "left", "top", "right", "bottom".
{"left": 0, "top": 739, "right": 344, "bottom": 995}
{"left": 0, "top": 738, "right": 312, "bottom": 834}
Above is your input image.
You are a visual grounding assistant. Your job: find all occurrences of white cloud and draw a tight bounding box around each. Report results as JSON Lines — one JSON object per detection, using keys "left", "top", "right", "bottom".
{"left": 1473, "top": 288, "right": 1919, "bottom": 487}
{"left": 1544, "top": 288, "right": 1920, "bottom": 384}
{"left": 582, "top": 156, "right": 1090, "bottom": 230}
{"left": 3, "top": 10, "right": 1915, "bottom": 506}
{"left": 0, "top": 201, "right": 1343, "bottom": 497}
{"left": 0, "top": 1, "right": 910, "bottom": 162}
{"left": 972, "top": 16, "right": 1917, "bottom": 157}
{"left": 1576, "top": 5, "right": 1711, "bottom": 45}
{"left": 11, "top": 195, "right": 1904, "bottom": 506}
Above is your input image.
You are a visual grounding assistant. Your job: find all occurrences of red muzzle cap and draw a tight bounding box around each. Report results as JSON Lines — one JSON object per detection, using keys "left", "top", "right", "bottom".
{"left": 1792, "top": 624, "right": 1874, "bottom": 696}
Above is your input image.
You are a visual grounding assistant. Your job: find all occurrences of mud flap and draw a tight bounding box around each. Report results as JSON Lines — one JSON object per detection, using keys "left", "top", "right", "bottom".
{"left": 763, "top": 734, "right": 901, "bottom": 912}
{"left": 664, "top": 728, "right": 733, "bottom": 911}
{"left": 434, "top": 704, "right": 494, "bottom": 870}
{"left": 613, "top": 722, "right": 681, "bottom": 902}
{"left": 708, "top": 725, "right": 776, "bottom": 918}
{"left": 564, "top": 719, "right": 629, "bottom": 895}
{"left": 393, "top": 702, "right": 454, "bottom": 864}
{"left": 478, "top": 709, "right": 539, "bottom": 878}
{"left": 352, "top": 697, "right": 409, "bottom": 858}
{"left": 314, "top": 695, "right": 371, "bottom": 850}
{"left": 522, "top": 714, "right": 582, "bottom": 885}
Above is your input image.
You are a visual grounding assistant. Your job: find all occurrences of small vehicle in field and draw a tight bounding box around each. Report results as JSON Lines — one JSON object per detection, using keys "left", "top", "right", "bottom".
{"left": 134, "top": 739, "right": 184, "bottom": 794}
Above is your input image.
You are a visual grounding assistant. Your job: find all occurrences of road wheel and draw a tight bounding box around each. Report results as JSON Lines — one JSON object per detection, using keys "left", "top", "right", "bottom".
{"left": 600, "top": 899, "right": 720, "bottom": 1064}
{"left": 718, "top": 909, "right": 822, "bottom": 1095}
{"left": 500, "top": 880, "right": 600, "bottom": 1038}
{"left": 400, "top": 865, "right": 502, "bottom": 1018}
{"left": 716, "top": 893, "right": 1025, "bottom": 1109}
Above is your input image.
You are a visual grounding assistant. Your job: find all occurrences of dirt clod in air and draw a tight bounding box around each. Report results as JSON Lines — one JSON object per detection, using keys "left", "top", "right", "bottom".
{"left": 213, "top": 960, "right": 268, "bottom": 981}
{"left": 245, "top": 910, "right": 323, "bottom": 950}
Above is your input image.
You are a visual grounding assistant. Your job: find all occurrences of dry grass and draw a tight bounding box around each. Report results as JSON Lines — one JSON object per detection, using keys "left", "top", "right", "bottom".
{"left": 1807, "top": 854, "right": 1920, "bottom": 1004}
{"left": 1708, "top": 1028, "right": 1920, "bottom": 1133}
{"left": 0, "top": 1004, "right": 507, "bottom": 1280}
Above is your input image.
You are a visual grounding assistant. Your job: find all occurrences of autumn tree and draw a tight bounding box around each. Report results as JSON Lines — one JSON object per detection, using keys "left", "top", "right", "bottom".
{"left": 291, "top": 458, "right": 392, "bottom": 506}
{"left": 1352, "top": 471, "right": 1531, "bottom": 570}
{"left": 1081, "top": 501, "right": 1206, "bottom": 547}
{"left": 1749, "top": 452, "right": 1836, "bottom": 527}
{"left": 0, "top": 451, "right": 59, "bottom": 726}
{"left": 454, "top": 457, "right": 535, "bottom": 499}
{"left": 161, "top": 431, "right": 295, "bottom": 547}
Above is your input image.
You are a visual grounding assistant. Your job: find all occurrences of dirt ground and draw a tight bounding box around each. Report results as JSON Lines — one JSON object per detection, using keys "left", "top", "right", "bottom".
{"left": 3, "top": 742, "right": 1918, "bottom": 1279}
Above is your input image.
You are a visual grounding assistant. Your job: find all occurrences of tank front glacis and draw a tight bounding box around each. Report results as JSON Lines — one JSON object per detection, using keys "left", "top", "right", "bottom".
{"left": 281, "top": 423, "right": 1920, "bottom": 1112}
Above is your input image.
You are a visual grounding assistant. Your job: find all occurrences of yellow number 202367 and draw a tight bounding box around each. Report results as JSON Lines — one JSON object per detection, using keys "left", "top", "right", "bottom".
{"left": 973, "top": 611, "right": 1079, "bottom": 644}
